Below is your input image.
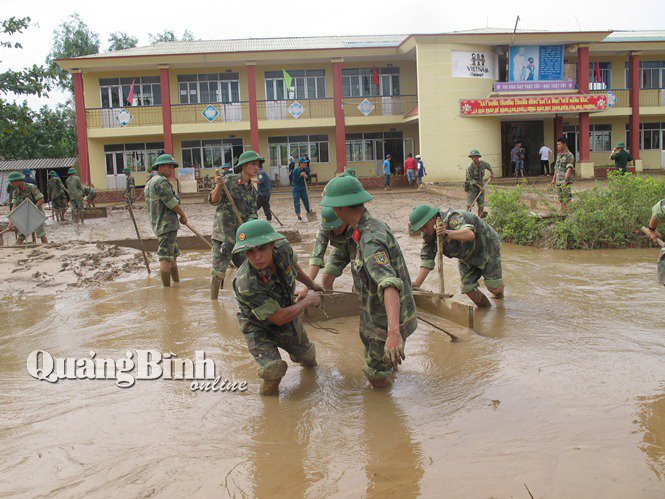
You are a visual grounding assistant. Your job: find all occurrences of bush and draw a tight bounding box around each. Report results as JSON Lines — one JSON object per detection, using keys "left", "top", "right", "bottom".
{"left": 487, "top": 173, "right": 665, "bottom": 249}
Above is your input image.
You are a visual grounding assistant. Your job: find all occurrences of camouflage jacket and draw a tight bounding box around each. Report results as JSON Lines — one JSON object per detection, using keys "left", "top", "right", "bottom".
{"left": 145, "top": 174, "right": 181, "bottom": 237}
{"left": 208, "top": 173, "right": 257, "bottom": 242}
{"left": 420, "top": 209, "right": 501, "bottom": 270}
{"left": 11, "top": 182, "right": 44, "bottom": 209}
{"left": 125, "top": 175, "right": 135, "bottom": 195}
{"left": 466, "top": 160, "right": 492, "bottom": 189}
{"left": 83, "top": 185, "right": 96, "bottom": 198}
{"left": 554, "top": 151, "right": 575, "bottom": 185}
{"left": 652, "top": 199, "right": 665, "bottom": 220}
{"left": 309, "top": 224, "right": 357, "bottom": 276}
{"left": 66, "top": 175, "right": 84, "bottom": 199}
{"left": 352, "top": 210, "right": 418, "bottom": 340}
{"left": 233, "top": 239, "right": 299, "bottom": 335}
{"left": 47, "top": 177, "right": 67, "bottom": 200}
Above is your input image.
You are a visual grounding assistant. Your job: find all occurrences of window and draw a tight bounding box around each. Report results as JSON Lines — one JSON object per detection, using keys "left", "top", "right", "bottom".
{"left": 589, "top": 124, "right": 612, "bottom": 152}
{"left": 266, "top": 135, "right": 329, "bottom": 163}
{"left": 342, "top": 67, "right": 401, "bottom": 98}
{"left": 624, "top": 61, "right": 665, "bottom": 89}
{"left": 100, "top": 77, "right": 161, "bottom": 108}
{"left": 180, "top": 139, "right": 244, "bottom": 169}
{"left": 177, "top": 73, "right": 241, "bottom": 104}
{"left": 264, "top": 70, "right": 326, "bottom": 100}
{"left": 104, "top": 142, "right": 164, "bottom": 173}
{"left": 642, "top": 123, "right": 661, "bottom": 150}
{"left": 589, "top": 62, "right": 611, "bottom": 90}
{"left": 345, "top": 132, "right": 401, "bottom": 162}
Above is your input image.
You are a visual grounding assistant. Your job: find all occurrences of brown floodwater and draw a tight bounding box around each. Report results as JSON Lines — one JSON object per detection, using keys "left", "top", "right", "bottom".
{"left": 1, "top": 240, "right": 664, "bottom": 498}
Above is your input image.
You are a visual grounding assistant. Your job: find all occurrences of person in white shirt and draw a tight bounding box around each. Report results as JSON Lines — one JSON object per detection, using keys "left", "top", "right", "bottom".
{"left": 538, "top": 144, "right": 552, "bottom": 176}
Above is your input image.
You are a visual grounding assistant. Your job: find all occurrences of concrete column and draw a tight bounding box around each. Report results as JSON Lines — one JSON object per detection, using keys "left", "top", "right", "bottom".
{"left": 554, "top": 115, "right": 564, "bottom": 146}
{"left": 332, "top": 59, "right": 346, "bottom": 174}
{"left": 246, "top": 63, "right": 260, "bottom": 153}
{"left": 577, "top": 46, "right": 593, "bottom": 178}
{"left": 629, "top": 52, "right": 642, "bottom": 169}
{"left": 72, "top": 71, "right": 90, "bottom": 184}
{"left": 159, "top": 66, "right": 173, "bottom": 155}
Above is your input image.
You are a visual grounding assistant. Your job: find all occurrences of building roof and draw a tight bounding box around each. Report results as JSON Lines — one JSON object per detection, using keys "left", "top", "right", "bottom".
{"left": 603, "top": 30, "right": 665, "bottom": 42}
{"left": 0, "top": 157, "right": 78, "bottom": 172}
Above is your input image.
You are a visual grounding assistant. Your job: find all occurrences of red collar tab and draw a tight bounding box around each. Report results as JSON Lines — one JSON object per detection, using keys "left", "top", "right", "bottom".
{"left": 237, "top": 178, "right": 243, "bottom": 185}
{"left": 352, "top": 229, "right": 361, "bottom": 243}
{"left": 258, "top": 273, "right": 269, "bottom": 284}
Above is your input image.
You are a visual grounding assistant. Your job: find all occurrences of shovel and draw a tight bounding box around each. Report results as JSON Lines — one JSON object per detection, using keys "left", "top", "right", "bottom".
{"left": 470, "top": 178, "right": 491, "bottom": 218}
{"left": 303, "top": 176, "right": 317, "bottom": 222}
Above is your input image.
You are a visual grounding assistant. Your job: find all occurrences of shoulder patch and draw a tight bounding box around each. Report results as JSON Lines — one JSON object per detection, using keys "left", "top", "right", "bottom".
{"left": 374, "top": 250, "right": 388, "bottom": 265}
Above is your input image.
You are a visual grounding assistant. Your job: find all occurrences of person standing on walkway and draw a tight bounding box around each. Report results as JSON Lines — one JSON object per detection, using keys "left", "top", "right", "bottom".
{"left": 256, "top": 163, "right": 272, "bottom": 223}
{"left": 404, "top": 153, "right": 417, "bottom": 187}
{"left": 511, "top": 141, "right": 525, "bottom": 178}
{"left": 465, "top": 149, "right": 493, "bottom": 216}
{"left": 383, "top": 154, "right": 392, "bottom": 190}
{"left": 7, "top": 172, "right": 49, "bottom": 244}
{"left": 288, "top": 156, "right": 296, "bottom": 185}
{"left": 124, "top": 167, "right": 135, "bottom": 208}
{"left": 610, "top": 141, "right": 633, "bottom": 175}
{"left": 208, "top": 150, "right": 260, "bottom": 298}
{"left": 66, "top": 167, "right": 85, "bottom": 223}
{"left": 47, "top": 171, "right": 68, "bottom": 221}
{"left": 291, "top": 157, "right": 312, "bottom": 222}
{"left": 551, "top": 136, "right": 575, "bottom": 213}
{"left": 145, "top": 154, "right": 188, "bottom": 287}
{"left": 539, "top": 143, "right": 552, "bottom": 176}
{"left": 416, "top": 154, "right": 426, "bottom": 189}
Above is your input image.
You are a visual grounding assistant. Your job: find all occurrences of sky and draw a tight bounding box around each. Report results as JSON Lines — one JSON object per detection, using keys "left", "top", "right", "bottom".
{"left": 2, "top": 0, "right": 664, "bottom": 110}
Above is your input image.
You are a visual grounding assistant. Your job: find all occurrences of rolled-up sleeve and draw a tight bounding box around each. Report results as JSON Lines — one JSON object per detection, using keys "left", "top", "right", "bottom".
{"left": 309, "top": 228, "right": 329, "bottom": 267}
{"left": 420, "top": 234, "right": 437, "bottom": 270}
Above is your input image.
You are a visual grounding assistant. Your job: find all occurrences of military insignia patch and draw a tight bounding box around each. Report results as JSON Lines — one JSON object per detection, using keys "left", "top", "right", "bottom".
{"left": 374, "top": 251, "right": 388, "bottom": 265}
{"left": 239, "top": 233, "right": 246, "bottom": 241}
{"left": 352, "top": 229, "right": 361, "bottom": 243}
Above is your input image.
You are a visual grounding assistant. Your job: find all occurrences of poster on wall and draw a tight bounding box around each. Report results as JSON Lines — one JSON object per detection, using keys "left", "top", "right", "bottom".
{"left": 451, "top": 51, "right": 498, "bottom": 79}
{"left": 509, "top": 45, "right": 564, "bottom": 82}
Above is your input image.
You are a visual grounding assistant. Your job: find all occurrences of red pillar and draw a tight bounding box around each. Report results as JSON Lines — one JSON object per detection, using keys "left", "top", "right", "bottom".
{"left": 629, "top": 53, "right": 641, "bottom": 160}
{"left": 247, "top": 64, "right": 260, "bottom": 153}
{"left": 72, "top": 71, "right": 90, "bottom": 185}
{"left": 332, "top": 60, "right": 346, "bottom": 173}
{"left": 554, "top": 115, "right": 564, "bottom": 146}
{"left": 159, "top": 67, "right": 173, "bottom": 156}
{"left": 577, "top": 46, "right": 590, "bottom": 162}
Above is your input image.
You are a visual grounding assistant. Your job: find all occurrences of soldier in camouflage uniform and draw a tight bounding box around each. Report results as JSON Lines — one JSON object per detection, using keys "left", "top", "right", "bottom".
{"left": 321, "top": 175, "right": 418, "bottom": 388}
{"left": 410, "top": 204, "right": 504, "bottom": 307}
{"left": 465, "top": 149, "right": 493, "bottom": 216}
{"left": 47, "top": 171, "right": 68, "bottom": 221}
{"left": 7, "top": 172, "right": 49, "bottom": 243}
{"left": 646, "top": 198, "right": 665, "bottom": 285}
{"left": 145, "top": 154, "right": 188, "bottom": 287}
{"left": 232, "top": 219, "right": 324, "bottom": 396}
{"left": 124, "top": 167, "right": 135, "bottom": 208}
{"left": 296, "top": 206, "right": 357, "bottom": 300}
{"left": 66, "top": 167, "right": 85, "bottom": 223}
{"left": 550, "top": 136, "right": 575, "bottom": 213}
{"left": 208, "top": 150, "right": 260, "bottom": 299}
{"left": 83, "top": 184, "right": 97, "bottom": 208}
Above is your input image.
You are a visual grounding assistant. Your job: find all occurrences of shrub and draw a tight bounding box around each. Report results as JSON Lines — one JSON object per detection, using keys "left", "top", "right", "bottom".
{"left": 486, "top": 184, "right": 546, "bottom": 245}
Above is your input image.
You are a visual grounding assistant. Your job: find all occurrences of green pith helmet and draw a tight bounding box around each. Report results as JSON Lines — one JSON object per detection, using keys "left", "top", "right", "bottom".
{"left": 67, "top": 167, "right": 77, "bottom": 175}
{"left": 235, "top": 151, "right": 265, "bottom": 173}
{"left": 8, "top": 172, "right": 24, "bottom": 182}
{"left": 232, "top": 219, "right": 285, "bottom": 254}
{"left": 153, "top": 154, "right": 179, "bottom": 169}
{"left": 122, "top": 167, "right": 131, "bottom": 174}
{"left": 321, "top": 206, "right": 343, "bottom": 229}
{"left": 48, "top": 171, "right": 58, "bottom": 177}
{"left": 341, "top": 168, "right": 357, "bottom": 177}
{"left": 320, "top": 175, "right": 373, "bottom": 208}
{"left": 469, "top": 149, "right": 482, "bottom": 157}
{"left": 409, "top": 204, "right": 440, "bottom": 232}
{"left": 22, "top": 168, "right": 32, "bottom": 175}
{"left": 616, "top": 141, "right": 626, "bottom": 148}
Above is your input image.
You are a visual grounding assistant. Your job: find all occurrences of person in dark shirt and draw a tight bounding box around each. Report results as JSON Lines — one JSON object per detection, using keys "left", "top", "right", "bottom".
{"left": 609, "top": 141, "right": 633, "bottom": 174}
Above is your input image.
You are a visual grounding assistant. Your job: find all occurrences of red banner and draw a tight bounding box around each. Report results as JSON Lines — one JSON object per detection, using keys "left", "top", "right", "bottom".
{"left": 460, "top": 94, "right": 608, "bottom": 116}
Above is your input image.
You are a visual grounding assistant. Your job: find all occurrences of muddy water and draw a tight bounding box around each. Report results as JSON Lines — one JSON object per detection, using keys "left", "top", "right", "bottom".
{"left": 1, "top": 240, "right": 664, "bottom": 498}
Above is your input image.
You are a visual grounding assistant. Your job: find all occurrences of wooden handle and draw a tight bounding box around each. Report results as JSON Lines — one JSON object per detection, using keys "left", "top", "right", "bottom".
{"left": 641, "top": 226, "right": 665, "bottom": 247}
{"left": 185, "top": 223, "right": 213, "bottom": 249}
{"left": 436, "top": 232, "right": 445, "bottom": 294}
{"left": 216, "top": 170, "right": 244, "bottom": 225}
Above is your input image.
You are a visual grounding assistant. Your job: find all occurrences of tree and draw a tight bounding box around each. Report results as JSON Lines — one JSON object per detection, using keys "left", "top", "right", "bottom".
{"left": 107, "top": 32, "right": 138, "bottom": 52}
{"left": 148, "top": 29, "right": 195, "bottom": 44}
{"left": 46, "top": 13, "right": 100, "bottom": 93}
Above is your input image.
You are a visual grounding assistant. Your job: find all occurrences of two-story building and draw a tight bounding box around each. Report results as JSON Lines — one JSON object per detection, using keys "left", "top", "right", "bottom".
{"left": 56, "top": 29, "right": 665, "bottom": 194}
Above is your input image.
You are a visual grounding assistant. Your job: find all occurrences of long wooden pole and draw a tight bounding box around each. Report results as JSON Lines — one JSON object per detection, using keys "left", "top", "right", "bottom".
{"left": 641, "top": 226, "right": 664, "bottom": 247}
{"left": 470, "top": 177, "right": 492, "bottom": 211}
{"left": 185, "top": 223, "right": 213, "bottom": 249}
{"left": 436, "top": 233, "right": 445, "bottom": 294}
{"left": 127, "top": 201, "right": 150, "bottom": 274}
{"left": 216, "top": 169, "right": 244, "bottom": 225}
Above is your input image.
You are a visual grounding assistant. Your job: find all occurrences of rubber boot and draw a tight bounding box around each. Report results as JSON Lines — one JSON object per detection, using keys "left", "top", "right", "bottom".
{"left": 160, "top": 270, "right": 171, "bottom": 287}
{"left": 467, "top": 289, "right": 491, "bottom": 308}
{"left": 260, "top": 378, "right": 282, "bottom": 396}
{"left": 170, "top": 264, "right": 180, "bottom": 283}
{"left": 210, "top": 276, "right": 221, "bottom": 300}
{"left": 259, "top": 360, "right": 287, "bottom": 396}
{"left": 296, "top": 344, "right": 317, "bottom": 368}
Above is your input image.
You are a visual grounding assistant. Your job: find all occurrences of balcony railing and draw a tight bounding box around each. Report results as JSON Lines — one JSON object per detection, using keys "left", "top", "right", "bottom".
{"left": 343, "top": 95, "right": 418, "bottom": 118}
{"left": 256, "top": 98, "right": 334, "bottom": 121}
{"left": 639, "top": 89, "right": 665, "bottom": 107}
{"left": 590, "top": 89, "right": 629, "bottom": 108}
{"left": 171, "top": 102, "right": 248, "bottom": 125}
{"left": 86, "top": 106, "right": 163, "bottom": 129}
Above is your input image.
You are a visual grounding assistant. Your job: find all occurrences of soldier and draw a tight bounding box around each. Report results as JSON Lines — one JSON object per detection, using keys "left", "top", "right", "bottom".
{"left": 232, "top": 219, "right": 324, "bottom": 395}
{"left": 124, "top": 167, "right": 135, "bottom": 208}
{"left": 22, "top": 168, "right": 37, "bottom": 186}
{"left": 409, "top": 204, "right": 504, "bottom": 308}
{"left": 66, "top": 167, "right": 85, "bottom": 223}
{"left": 609, "top": 141, "right": 633, "bottom": 175}
{"left": 47, "top": 171, "right": 68, "bottom": 221}
{"left": 465, "top": 149, "right": 493, "bottom": 216}
{"left": 221, "top": 164, "right": 232, "bottom": 176}
{"left": 6, "top": 172, "right": 48, "bottom": 244}
{"left": 208, "top": 150, "right": 260, "bottom": 299}
{"left": 83, "top": 184, "right": 97, "bottom": 208}
{"left": 296, "top": 206, "right": 357, "bottom": 300}
{"left": 320, "top": 175, "right": 418, "bottom": 388}
{"left": 646, "top": 198, "right": 665, "bottom": 285}
{"left": 291, "top": 157, "right": 312, "bottom": 222}
{"left": 256, "top": 162, "right": 272, "bottom": 223}
{"left": 550, "top": 136, "right": 575, "bottom": 213}
{"left": 145, "top": 154, "right": 188, "bottom": 287}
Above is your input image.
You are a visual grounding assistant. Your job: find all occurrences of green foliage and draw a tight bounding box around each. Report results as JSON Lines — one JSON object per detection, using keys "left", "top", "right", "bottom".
{"left": 486, "top": 184, "right": 546, "bottom": 245}
{"left": 46, "top": 13, "right": 100, "bottom": 93}
{"left": 107, "top": 32, "right": 138, "bottom": 52}
{"left": 148, "top": 29, "right": 195, "bottom": 44}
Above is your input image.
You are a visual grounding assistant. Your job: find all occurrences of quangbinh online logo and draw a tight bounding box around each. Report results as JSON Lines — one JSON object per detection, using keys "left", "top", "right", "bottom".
{"left": 26, "top": 350, "right": 248, "bottom": 392}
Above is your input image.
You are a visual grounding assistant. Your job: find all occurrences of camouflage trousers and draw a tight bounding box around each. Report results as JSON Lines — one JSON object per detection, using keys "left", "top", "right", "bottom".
{"left": 70, "top": 195, "right": 84, "bottom": 211}
{"left": 466, "top": 186, "right": 485, "bottom": 207}
{"left": 211, "top": 238, "right": 246, "bottom": 278}
{"left": 359, "top": 326, "right": 413, "bottom": 382}
{"left": 157, "top": 230, "right": 180, "bottom": 261}
{"left": 241, "top": 317, "right": 314, "bottom": 379}
{"left": 556, "top": 184, "right": 573, "bottom": 202}
{"left": 658, "top": 248, "right": 665, "bottom": 285}
{"left": 458, "top": 231, "right": 503, "bottom": 294}
{"left": 51, "top": 196, "right": 68, "bottom": 210}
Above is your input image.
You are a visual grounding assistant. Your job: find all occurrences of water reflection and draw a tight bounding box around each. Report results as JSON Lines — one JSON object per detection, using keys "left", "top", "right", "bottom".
{"left": 637, "top": 388, "right": 665, "bottom": 479}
